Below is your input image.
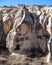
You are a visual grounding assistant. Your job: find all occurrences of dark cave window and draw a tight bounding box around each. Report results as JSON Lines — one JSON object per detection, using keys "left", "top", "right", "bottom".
{"left": 16, "top": 38, "right": 20, "bottom": 42}
{"left": 25, "top": 36, "right": 29, "bottom": 40}
{"left": 18, "top": 33, "right": 22, "bottom": 36}
{"left": 36, "top": 36, "right": 42, "bottom": 39}
{"left": 16, "top": 37, "right": 24, "bottom": 42}
{"left": 36, "top": 35, "right": 50, "bottom": 40}
{"left": 19, "top": 37, "right": 24, "bottom": 41}
{"left": 43, "top": 35, "right": 50, "bottom": 39}
{"left": 14, "top": 44, "right": 20, "bottom": 50}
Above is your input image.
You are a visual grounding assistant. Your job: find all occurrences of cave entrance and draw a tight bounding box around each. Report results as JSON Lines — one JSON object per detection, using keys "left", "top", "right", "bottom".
{"left": 14, "top": 44, "right": 20, "bottom": 50}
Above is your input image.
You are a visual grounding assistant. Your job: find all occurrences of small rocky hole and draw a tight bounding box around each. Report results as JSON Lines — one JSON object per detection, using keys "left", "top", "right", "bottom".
{"left": 18, "top": 33, "right": 22, "bottom": 36}
{"left": 37, "top": 36, "right": 42, "bottom": 39}
{"left": 14, "top": 44, "right": 20, "bottom": 50}
{"left": 43, "top": 35, "right": 50, "bottom": 38}
{"left": 25, "top": 36, "right": 29, "bottom": 40}
{"left": 20, "top": 37, "right": 24, "bottom": 41}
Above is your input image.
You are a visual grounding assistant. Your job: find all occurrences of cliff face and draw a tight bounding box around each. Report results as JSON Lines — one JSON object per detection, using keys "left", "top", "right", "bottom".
{"left": 0, "top": 5, "right": 52, "bottom": 58}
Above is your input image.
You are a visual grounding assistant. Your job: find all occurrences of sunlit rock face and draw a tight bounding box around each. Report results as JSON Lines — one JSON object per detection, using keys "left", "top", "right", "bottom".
{"left": 0, "top": 5, "right": 52, "bottom": 60}
{"left": 3, "top": 13, "right": 14, "bottom": 35}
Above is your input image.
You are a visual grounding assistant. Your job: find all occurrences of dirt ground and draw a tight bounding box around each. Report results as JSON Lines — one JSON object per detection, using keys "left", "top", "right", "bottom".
{"left": 0, "top": 53, "right": 52, "bottom": 65}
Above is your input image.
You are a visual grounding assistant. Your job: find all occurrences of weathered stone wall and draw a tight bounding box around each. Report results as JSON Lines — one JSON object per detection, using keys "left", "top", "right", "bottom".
{"left": 0, "top": 5, "right": 52, "bottom": 58}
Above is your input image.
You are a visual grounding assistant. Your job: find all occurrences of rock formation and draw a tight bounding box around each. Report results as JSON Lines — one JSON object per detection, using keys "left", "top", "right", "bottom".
{"left": 0, "top": 5, "right": 52, "bottom": 63}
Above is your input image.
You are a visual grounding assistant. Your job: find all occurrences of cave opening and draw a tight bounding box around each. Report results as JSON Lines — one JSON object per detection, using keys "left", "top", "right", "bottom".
{"left": 14, "top": 44, "right": 20, "bottom": 50}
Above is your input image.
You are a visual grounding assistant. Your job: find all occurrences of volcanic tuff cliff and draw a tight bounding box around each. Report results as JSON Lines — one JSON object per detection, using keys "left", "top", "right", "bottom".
{"left": 0, "top": 5, "right": 52, "bottom": 61}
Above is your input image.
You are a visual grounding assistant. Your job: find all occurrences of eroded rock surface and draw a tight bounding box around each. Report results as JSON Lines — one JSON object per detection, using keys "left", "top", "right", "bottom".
{"left": 0, "top": 5, "right": 52, "bottom": 61}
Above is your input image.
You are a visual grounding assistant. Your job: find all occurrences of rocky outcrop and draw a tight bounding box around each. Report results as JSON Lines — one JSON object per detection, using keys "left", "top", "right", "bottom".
{"left": 0, "top": 5, "right": 52, "bottom": 62}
